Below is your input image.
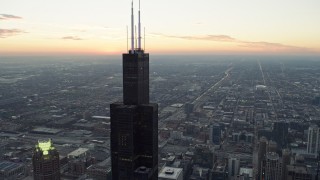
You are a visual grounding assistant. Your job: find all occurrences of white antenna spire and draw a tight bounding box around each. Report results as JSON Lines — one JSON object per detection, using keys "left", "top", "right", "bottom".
{"left": 126, "top": 25, "right": 128, "bottom": 52}
{"left": 135, "top": 25, "right": 137, "bottom": 50}
{"left": 138, "top": 0, "right": 141, "bottom": 49}
{"left": 131, "top": 0, "right": 134, "bottom": 53}
{"left": 144, "top": 27, "right": 146, "bottom": 51}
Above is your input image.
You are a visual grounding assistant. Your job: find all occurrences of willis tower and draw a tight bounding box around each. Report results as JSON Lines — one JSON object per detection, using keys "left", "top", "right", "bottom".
{"left": 110, "top": 1, "right": 158, "bottom": 179}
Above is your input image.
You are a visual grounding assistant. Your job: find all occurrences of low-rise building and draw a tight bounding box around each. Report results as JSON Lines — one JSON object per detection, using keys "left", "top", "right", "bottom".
{"left": 159, "top": 167, "right": 183, "bottom": 180}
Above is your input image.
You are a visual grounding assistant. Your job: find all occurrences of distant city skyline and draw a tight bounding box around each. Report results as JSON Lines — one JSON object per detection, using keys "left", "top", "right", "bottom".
{"left": 1, "top": 0, "right": 320, "bottom": 55}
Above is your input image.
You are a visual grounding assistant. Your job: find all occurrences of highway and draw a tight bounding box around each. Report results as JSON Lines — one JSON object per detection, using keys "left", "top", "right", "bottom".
{"left": 192, "top": 66, "right": 233, "bottom": 111}
{"left": 159, "top": 66, "right": 233, "bottom": 127}
{"left": 258, "top": 60, "right": 277, "bottom": 120}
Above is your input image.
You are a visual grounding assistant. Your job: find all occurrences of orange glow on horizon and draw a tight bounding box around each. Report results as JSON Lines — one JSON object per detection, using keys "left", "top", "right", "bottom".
{"left": 1, "top": 0, "right": 320, "bottom": 56}
{"left": 1, "top": 36, "right": 319, "bottom": 56}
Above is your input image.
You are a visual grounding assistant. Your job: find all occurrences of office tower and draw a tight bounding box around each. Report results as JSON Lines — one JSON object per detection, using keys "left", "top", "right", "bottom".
{"left": 87, "top": 159, "right": 112, "bottom": 180}
{"left": 286, "top": 165, "right": 312, "bottom": 180}
{"left": 267, "top": 140, "right": 277, "bottom": 153}
{"left": 263, "top": 152, "right": 282, "bottom": 180}
{"left": 190, "top": 166, "right": 210, "bottom": 179}
{"left": 210, "top": 123, "right": 221, "bottom": 145}
{"left": 239, "top": 167, "right": 253, "bottom": 179}
{"left": 212, "top": 162, "right": 227, "bottom": 180}
{"left": 273, "top": 121, "right": 289, "bottom": 148}
{"left": 32, "top": 139, "right": 60, "bottom": 180}
{"left": 245, "top": 133, "right": 254, "bottom": 143}
{"left": 257, "top": 137, "right": 267, "bottom": 179}
{"left": 194, "top": 145, "right": 214, "bottom": 168}
{"left": 110, "top": 1, "right": 158, "bottom": 179}
{"left": 184, "top": 103, "right": 194, "bottom": 117}
{"left": 228, "top": 156, "right": 240, "bottom": 178}
{"left": 282, "top": 149, "right": 291, "bottom": 179}
{"left": 307, "top": 124, "right": 320, "bottom": 155}
{"left": 312, "top": 96, "right": 320, "bottom": 106}
{"left": 67, "top": 148, "right": 91, "bottom": 177}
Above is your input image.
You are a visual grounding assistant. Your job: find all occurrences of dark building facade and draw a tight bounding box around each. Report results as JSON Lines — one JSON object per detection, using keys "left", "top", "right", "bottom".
{"left": 211, "top": 123, "right": 221, "bottom": 145}
{"left": 257, "top": 137, "right": 267, "bottom": 180}
{"left": 134, "top": 166, "right": 153, "bottom": 180}
{"left": 111, "top": 49, "right": 158, "bottom": 180}
{"left": 110, "top": 2, "right": 158, "bottom": 179}
{"left": 286, "top": 165, "right": 312, "bottom": 180}
{"left": 273, "top": 121, "right": 289, "bottom": 149}
{"left": 32, "top": 139, "right": 60, "bottom": 180}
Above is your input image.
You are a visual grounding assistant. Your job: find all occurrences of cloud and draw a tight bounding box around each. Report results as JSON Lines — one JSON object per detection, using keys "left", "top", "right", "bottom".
{"left": 152, "top": 33, "right": 235, "bottom": 42}
{"left": 239, "top": 41, "right": 309, "bottom": 52}
{"left": 0, "top": 14, "right": 22, "bottom": 20}
{"left": 152, "top": 32, "right": 311, "bottom": 52}
{"left": 181, "top": 35, "right": 236, "bottom": 42}
{"left": 72, "top": 29, "right": 87, "bottom": 33}
{"left": 62, "top": 36, "right": 83, "bottom": 40}
{"left": 0, "top": 29, "right": 26, "bottom": 38}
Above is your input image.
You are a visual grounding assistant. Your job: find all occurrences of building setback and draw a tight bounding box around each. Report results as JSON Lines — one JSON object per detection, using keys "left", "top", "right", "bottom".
{"left": 110, "top": 1, "right": 158, "bottom": 179}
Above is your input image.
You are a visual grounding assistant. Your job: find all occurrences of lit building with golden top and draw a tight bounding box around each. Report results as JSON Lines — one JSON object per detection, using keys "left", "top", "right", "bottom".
{"left": 32, "top": 139, "right": 60, "bottom": 180}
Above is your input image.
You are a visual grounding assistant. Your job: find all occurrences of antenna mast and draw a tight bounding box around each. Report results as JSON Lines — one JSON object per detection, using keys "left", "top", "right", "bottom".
{"left": 138, "top": 0, "right": 141, "bottom": 49}
{"left": 144, "top": 27, "right": 146, "bottom": 51}
{"left": 131, "top": 1, "right": 134, "bottom": 53}
{"left": 135, "top": 25, "right": 137, "bottom": 50}
{"left": 126, "top": 26, "right": 128, "bottom": 52}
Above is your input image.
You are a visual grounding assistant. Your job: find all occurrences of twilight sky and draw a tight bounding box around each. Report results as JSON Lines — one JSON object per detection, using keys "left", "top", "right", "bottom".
{"left": 1, "top": 0, "right": 320, "bottom": 55}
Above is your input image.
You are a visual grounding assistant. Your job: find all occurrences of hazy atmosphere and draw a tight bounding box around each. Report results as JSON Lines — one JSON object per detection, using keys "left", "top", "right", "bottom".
{"left": 1, "top": 0, "right": 320, "bottom": 55}
{"left": 1, "top": 1, "right": 320, "bottom": 180}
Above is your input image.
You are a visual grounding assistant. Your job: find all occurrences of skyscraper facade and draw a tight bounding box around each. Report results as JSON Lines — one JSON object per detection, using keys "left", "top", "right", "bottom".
{"left": 258, "top": 137, "right": 267, "bottom": 180}
{"left": 307, "top": 124, "right": 319, "bottom": 155}
{"left": 110, "top": 1, "right": 158, "bottom": 179}
{"left": 228, "top": 156, "right": 240, "bottom": 178}
{"left": 263, "top": 152, "right": 282, "bottom": 180}
{"left": 32, "top": 139, "right": 60, "bottom": 180}
{"left": 286, "top": 165, "right": 312, "bottom": 180}
{"left": 273, "top": 121, "right": 289, "bottom": 149}
{"left": 282, "top": 149, "right": 291, "bottom": 179}
{"left": 210, "top": 123, "right": 221, "bottom": 145}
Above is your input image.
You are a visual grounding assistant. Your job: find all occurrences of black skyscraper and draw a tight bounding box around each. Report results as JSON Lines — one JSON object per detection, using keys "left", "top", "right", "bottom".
{"left": 273, "top": 121, "right": 289, "bottom": 149}
{"left": 110, "top": 1, "right": 158, "bottom": 180}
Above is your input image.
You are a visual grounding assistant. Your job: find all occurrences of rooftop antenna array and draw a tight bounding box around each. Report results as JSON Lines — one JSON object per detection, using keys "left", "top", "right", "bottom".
{"left": 129, "top": 0, "right": 145, "bottom": 53}
{"left": 138, "top": 0, "right": 141, "bottom": 49}
{"left": 144, "top": 27, "right": 146, "bottom": 51}
{"left": 135, "top": 25, "right": 137, "bottom": 49}
{"left": 130, "top": 0, "right": 134, "bottom": 53}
